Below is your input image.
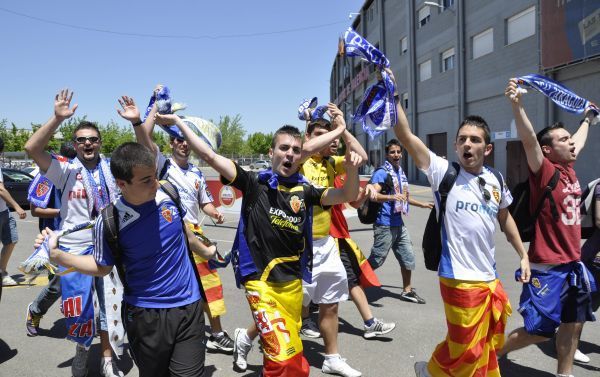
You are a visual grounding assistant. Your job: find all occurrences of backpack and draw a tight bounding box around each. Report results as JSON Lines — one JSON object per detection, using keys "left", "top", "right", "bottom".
{"left": 507, "top": 169, "right": 560, "bottom": 243}
{"left": 580, "top": 178, "right": 600, "bottom": 239}
{"left": 357, "top": 167, "right": 394, "bottom": 224}
{"left": 422, "top": 163, "right": 504, "bottom": 271}
{"left": 101, "top": 181, "right": 205, "bottom": 298}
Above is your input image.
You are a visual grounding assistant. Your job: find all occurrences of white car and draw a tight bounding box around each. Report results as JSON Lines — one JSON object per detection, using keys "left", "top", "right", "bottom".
{"left": 249, "top": 160, "right": 270, "bottom": 170}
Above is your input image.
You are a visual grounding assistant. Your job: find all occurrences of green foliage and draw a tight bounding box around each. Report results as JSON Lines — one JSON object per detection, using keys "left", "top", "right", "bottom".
{"left": 246, "top": 132, "right": 273, "bottom": 155}
{"left": 217, "top": 114, "right": 249, "bottom": 155}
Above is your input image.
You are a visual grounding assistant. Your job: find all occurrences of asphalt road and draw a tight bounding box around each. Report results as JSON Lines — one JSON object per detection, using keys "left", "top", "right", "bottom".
{"left": 1, "top": 184, "right": 600, "bottom": 377}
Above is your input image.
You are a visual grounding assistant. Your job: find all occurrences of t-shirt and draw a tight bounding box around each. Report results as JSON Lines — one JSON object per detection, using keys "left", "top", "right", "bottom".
{"left": 371, "top": 166, "right": 408, "bottom": 227}
{"left": 0, "top": 167, "right": 7, "bottom": 212}
{"left": 330, "top": 174, "right": 350, "bottom": 239}
{"left": 156, "top": 152, "right": 213, "bottom": 224}
{"left": 223, "top": 162, "right": 326, "bottom": 283}
{"left": 300, "top": 155, "right": 345, "bottom": 239}
{"left": 93, "top": 190, "right": 201, "bottom": 308}
{"left": 422, "top": 151, "right": 512, "bottom": 281}
{"left": 582, "top": 183, "right": 600, "bottom": 262}
{"left": 529, "top": 158, "right": 582, "bottom": 264}
{"left": 44, "top": 157, "right": 108, "bottom": 253}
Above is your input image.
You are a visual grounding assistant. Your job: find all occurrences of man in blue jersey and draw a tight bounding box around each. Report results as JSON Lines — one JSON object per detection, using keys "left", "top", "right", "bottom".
{"left": 37, "top": 142, "right": 217, "bottom": 377}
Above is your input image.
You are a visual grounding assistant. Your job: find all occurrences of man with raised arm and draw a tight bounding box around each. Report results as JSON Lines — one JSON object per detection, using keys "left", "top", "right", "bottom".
{"left": 154, "top": 112, "right": 362, "bottom": 377}
{"left": 498, "top": 80, "right": 597, "bottom": 377}
{"left": 381, "top": 71, "right": 530, "bottom": 377}
{"left": 24, "top": 90, "right": 123, "bottom": 377}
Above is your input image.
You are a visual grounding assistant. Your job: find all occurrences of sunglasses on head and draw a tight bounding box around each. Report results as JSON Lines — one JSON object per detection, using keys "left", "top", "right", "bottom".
{"left": 477, "top": 176, "right": 491, "bottom": 202}
{"left": 74, "top": 136, "right": 100, "bottom": 144}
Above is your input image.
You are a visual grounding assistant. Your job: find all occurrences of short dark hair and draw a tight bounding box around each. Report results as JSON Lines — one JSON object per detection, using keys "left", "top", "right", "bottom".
{"left": 73, "top": 121, "right": 101, "bottom": 140}
{"left": 536, "top": 122, "right": 565, "bottom": 148}
{"left": 456, "top": 115, "right": 491, "bottom": 144}
{"left": 59, "top": 141, "right": 77, "bottom": 159}
{"left": 110, "top": 142, "right": 156, "bottom": 183}
{"left": 0, "top": 137, "right": 4, "bottom": 153}
{"left": 385, "top": 139, "right": 403, "bottom": 154}
{"left": 306, "top": 118, "right": 332, "bottom": 136}
{"left": 271, "top": 125, "right": 302, "bottom": 148}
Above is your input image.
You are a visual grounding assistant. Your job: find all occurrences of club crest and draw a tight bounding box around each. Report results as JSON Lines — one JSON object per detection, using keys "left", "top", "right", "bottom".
{"left": 289, "top": 195, "right": 304, "bottom": 214}
{"left": 161, "top": 206, "right": 173, "bottom": 223}
{"left": 36, "top": 181, "right": 50, "bottom": 197}
{"left": 531, "top": 277, "right": 541, "bottom": 289}
{"left": 195, "top": 180, "right": 200, "bottom": 190}
{"left": 492, "top": 188, "right": 500, "bottom": 203}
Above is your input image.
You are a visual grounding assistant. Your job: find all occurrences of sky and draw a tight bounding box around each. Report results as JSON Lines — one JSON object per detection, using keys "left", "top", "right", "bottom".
{"left": 0, "top": 1, "right": 364, "bottom": 135}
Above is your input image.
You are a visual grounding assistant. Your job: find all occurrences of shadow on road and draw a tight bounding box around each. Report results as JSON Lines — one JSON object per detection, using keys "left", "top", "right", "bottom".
{"left": 0, "top": 338, "right": 18, "bottom": 363}
{"left": 533, "top": 338, "right": 600, "bottom": 374}
{"left": 499, "top": 356, "right": 555, "bottom": 376}
{"left": 38, "top": 318, "right": 67, "bottom": 339}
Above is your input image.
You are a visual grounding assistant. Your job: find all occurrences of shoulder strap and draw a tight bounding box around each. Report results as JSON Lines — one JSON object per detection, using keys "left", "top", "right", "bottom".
{"left": 533, "top": 168, "right": 560, "bottom": 220}
{"left": 438, "top": 162, "right": 460, "bottom": 215}
{"left": 487, "top": 167, "right": 505, "bottom": 202}
{"left": 101, "top": 203, "right": 128, "bottom": 293}
{"left": 160, "top": 180, "right": 181, "bottom": 208}
{"left": 158, "top": 158, "right": 171, "bottom": 180}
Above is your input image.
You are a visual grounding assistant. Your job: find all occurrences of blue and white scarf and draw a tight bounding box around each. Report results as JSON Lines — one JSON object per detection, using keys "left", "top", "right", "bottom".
{"left": 143, "top": 86, "right": 183, "bottom": 139}
{"left": 27, "top": 173, "right": 54, "bottom": 208}
{"left": 516, "top": 74, "right": 599, "bottom": 121}
{"left": 72, "top": 157, "right": 118, "bottom": 217}
{"left": 343, "top": 28, "right": 397, "bottom": 139}
{"left": 298, "top": 97, "right": 328, "bottom": 122}
{"left": 383, "top": 161, "right": 409, "bottom": 215}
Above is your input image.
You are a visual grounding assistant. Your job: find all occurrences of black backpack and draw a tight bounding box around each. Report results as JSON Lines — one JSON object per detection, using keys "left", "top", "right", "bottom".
{"left": 507, "top": 169, "right": 560, "bottom": 243}
{"left": 422, "top": 163, "right": 504, "bottom": 271}
{"left": 357, "top": 168, "right": 394, "bottom": 224}
{"left": 580, "top": 178, "right": 600, "bottom": 239}
{"left": 101, "top": 181, "right": 205, "bottom": 298}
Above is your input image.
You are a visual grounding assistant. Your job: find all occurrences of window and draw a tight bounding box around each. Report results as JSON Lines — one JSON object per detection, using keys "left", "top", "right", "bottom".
{"left": 402, "top": 93, "right": 409, "bottom": 109}
{"left": 507, "top": 6, "right": 535, "bottom": 45}
{"left": 441, "top": 48, "right": 455, "bottom": 72}
{"left": 400, "top": 37, "right": 408, "bottom": 55}
{"left": 419, "top": 60, "right": 432, "bottom": 81}
{"left": 418, "top": 6, "right": 431, "bottom": 28}
{"left": 472, "top": 28, "right": 494, "bottom": 59}
{"left": 442, "top": 0, "right": 454, "bottom": 10}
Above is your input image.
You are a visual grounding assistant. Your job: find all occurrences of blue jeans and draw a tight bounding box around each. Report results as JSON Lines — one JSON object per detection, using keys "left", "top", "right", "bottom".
{"left": 30, "top": 274, "right": 61, "bottom": 316}
{"left": 368, "top": 224, "right": 415, "bottom": 270}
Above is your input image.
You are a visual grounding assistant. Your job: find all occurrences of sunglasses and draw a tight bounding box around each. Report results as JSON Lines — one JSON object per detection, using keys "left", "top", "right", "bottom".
{"left": 74, "top": 136, "right": 100, "bottom": 144}
{"left": 477, "top": 176, "right": 491, "bottom": 202}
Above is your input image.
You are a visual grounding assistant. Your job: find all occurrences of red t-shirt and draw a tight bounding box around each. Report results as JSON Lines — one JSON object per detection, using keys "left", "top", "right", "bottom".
{"left": 330, "top": 175, "right": 350, "bottom": 239}
{"left": 528, "top": 158, "right": 582, "bottom": 264}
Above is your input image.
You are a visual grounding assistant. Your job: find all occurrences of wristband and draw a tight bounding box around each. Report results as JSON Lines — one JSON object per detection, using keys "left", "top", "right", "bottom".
{"left": 132, "top": 120, "right": 143, "bottom": 127}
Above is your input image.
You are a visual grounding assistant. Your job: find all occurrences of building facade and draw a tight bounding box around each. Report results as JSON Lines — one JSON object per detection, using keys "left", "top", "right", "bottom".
{"left": 330, "top": 0, "right": 600, "bottom": 187}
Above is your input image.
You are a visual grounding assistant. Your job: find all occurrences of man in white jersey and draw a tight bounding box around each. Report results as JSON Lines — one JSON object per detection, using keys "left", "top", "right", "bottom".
{"left": 380, "top": 69, "right": 530, "bottom": 377}
{"left": 25, "top": 89, "right": 123, "bottom": 377}
{"left": 116, "top": 93, "right": 235, "bottom": 353}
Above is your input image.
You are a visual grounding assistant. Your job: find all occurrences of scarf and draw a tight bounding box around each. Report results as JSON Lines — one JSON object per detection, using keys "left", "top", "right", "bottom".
{"left": 27, "top": 173, "right": 54, "bottom": 208}
{"left": 72, "top": 157, "right": 118, "bottom": 217}
{"left": 383, "top": 161, "right": 409, "bottom": 214}
{"left": 298, "top": 97, "right": 328, "bottom": 122}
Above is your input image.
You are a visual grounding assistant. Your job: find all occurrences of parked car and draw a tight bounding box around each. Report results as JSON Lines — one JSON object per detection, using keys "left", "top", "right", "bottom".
{"left": 249, "top": 160, "right": 271, "bottom": 170}
{"left": 2, "top": 168, "right": 34, "bottom": 209}
{"left": 23, "top": 166, "right": 39, "bottom": 177}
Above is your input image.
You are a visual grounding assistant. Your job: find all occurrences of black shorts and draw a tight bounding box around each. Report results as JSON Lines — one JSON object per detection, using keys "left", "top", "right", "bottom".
{"left": 124, "top": 299, "right": 206, "bottom": 377}
{"left": 584, "top": 258, "right": 600, "bottom": 312}
{"left": 339, "top": 239, "right": 361, "bottom": 289}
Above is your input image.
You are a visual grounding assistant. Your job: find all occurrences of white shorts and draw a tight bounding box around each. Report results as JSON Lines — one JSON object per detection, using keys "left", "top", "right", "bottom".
{"left": 302, "top": 235, "right": 349, "bottom": 305}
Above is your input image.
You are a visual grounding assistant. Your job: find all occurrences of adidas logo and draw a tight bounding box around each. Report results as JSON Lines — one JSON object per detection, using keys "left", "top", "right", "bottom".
{"left": 122, "top": 212, "right": 134, "bottom": 223}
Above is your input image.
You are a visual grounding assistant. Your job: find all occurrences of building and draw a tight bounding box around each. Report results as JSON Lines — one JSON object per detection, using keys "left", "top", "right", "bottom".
{"left": 330, "top": 0, "right": 600, "bottom": 187}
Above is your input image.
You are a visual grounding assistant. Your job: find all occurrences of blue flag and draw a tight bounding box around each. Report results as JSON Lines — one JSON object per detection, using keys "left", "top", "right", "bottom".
{"left": 343, "top": 28, "right": 390, "bottom": 67}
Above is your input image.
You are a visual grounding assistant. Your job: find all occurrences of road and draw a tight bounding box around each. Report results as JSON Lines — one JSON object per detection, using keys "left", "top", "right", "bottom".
{"left": 1, "top": 184, "right": 599, "bottom": 376}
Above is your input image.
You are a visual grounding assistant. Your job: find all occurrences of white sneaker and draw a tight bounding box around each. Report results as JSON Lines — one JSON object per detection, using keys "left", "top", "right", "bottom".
{"left": 2, "top": 273, "right": 18, "bottom": 286}
{"left": 71, "top": 344, "right": 89, "bottom": 377}
{"left": 300, "top": 317, "right": 321, "bottom": 338}
{"left": 322, "top": 355, "right": 362, "bottom": 377}
{"left": 414, "top": 361, "right": 431, "bottom": 377}
{"left": 233, "top": 328, "right": 252, "bottom": 372}
{"left": 363, "top": 318, "right": 396, "bottom": 339}
{"left": 574, "top": 348, "right": 590, "bottom": 363}
{"left": 101, "top": 358, "right": 124, "bottom": 377}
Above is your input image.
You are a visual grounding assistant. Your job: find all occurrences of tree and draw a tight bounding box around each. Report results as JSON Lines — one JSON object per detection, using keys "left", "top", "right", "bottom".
{"left": 217, "top": 114, "right": 248, "bottom": 155}
{"left": 246, "top": 132, "right": 273, "bottom": 155}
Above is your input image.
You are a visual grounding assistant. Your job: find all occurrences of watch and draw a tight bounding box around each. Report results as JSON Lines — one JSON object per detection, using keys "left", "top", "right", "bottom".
{"left": 132, "top": 120, "right": 143, "bottom": 127}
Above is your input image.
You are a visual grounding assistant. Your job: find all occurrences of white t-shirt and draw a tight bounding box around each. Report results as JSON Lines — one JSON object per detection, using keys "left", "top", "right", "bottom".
{"left": 44, "top": 157, "right": 105, "bottom": 253}
{"left": 156, "top": 152, "right": 213, "bottom": 225}
{"left": 422, "top": 151, "right": 512, "bottom": 281}
{"left": 0, "top": 167, "right": 7, "bottom": 212}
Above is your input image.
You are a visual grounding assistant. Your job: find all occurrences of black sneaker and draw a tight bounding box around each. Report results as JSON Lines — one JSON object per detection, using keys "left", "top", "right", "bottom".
{"left": 207, "top": 332, "right": 234, "bottom": 354}
{"left": 399, "top": 289, "right": 426, "bottom": 304}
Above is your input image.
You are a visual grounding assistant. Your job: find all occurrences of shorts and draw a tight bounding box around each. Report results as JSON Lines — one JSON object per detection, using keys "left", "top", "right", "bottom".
{"left": 95, "top": 276, "right": 107, "bottom": 332}
{"left": 339, "top": 239, "right": 361, "bottom": 289}
{"left": 302, "top": 236, "right": 348, "bottom": 305}
{"left": 0, "top": 210, "right": 18, "bottom": 245}
{"left": 368, "top": 224, "right": 415, "bottom": 270}
{"left": 584, "top": 257, "right": 600, "bottom": 312}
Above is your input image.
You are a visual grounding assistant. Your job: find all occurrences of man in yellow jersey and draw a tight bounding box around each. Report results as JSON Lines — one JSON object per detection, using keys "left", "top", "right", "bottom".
{"left": 300, "top": 103, "right": 367, "bottom": 377}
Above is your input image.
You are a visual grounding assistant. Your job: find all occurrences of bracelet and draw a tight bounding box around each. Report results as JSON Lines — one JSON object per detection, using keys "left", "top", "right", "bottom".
{"left": 132, "top": 120, "right": 143, "bottom": 127}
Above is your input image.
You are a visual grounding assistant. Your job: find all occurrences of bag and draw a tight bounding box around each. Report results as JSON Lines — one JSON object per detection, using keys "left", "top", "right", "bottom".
{"left": 581, "top": 178, "right": 600, "bottom": 239}
{"left": 508, "top": 169, "right": 559, "bottom": 243}
{"left": 357, "top": 168, "right": 393, "bottom": 224}
{"left": 422, "top": 163, "right": 504, "bottom": 271}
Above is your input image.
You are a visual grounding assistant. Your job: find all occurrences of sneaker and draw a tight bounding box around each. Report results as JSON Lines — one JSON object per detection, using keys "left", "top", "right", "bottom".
{"left": 2, "top": 273, "right": 18, "bottom": 286}
{"left": 574, "top": 348, "right": 590, "bottom": 363}
{"left": 26, "top": 303, "right": 42, "bottom": 337}
{"left": 322, "top": 355, "right": 362, "bottom": 377}
{"left": 71, "top": 344, "right": 89, "bottom": 377}
{"left": 233, "top": 328, "right": 253, "bottom": 372}
{"left": 300, "top": 317, "right": 321, "bottom": 338}
{"left": 363, "top": 318, "right": 396, "bottom": 339}
{"left": 101, "top": 358, "right": 124, "bottom": 377}
{"left": 400, "top": 289, "right": 426, "bottom": 304}
{"left": 207, "top": 331, "right": 234, "bottom": 354}
{"left": 414, "top": 361, "right": 431, "bottom": 377}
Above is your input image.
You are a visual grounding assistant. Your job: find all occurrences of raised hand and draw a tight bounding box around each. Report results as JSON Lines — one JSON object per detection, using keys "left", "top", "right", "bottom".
{"left": 54, "top": 89, "right": 78, "bottom": 120}
{"left": 343, "top": 150, "right": 363, "bottom": 170}
{"left": 327, "top": 103, "right": 345, "bottom": 129}
{"left": 505, "top": 79, "right": 522, "bottom": 104}
{"left": 117, "top": 96, "right": 141, "bottom": 122}
{"left": 154, "top": 113, "right": 179, "bottom": 126}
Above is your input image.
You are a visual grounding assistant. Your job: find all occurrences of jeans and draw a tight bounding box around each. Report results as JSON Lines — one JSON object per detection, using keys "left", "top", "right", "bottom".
{"left": 30, "top": 274, "right": 61, "bottom": 316}
{"left": 368, "top": 224, "right": 415, "bottom": 270}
